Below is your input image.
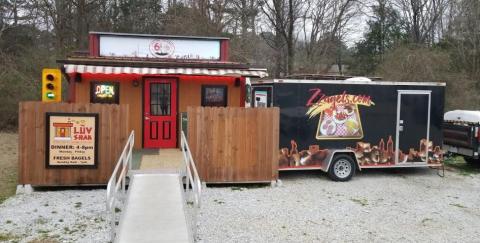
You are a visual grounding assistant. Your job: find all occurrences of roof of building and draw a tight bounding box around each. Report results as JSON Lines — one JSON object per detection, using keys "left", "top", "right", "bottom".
{"left": 57, "top": 56, "right": 252, "bottom": 69}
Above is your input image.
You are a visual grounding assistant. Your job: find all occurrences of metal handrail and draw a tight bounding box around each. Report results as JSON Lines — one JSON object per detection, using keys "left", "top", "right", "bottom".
{"left": 106, "top": 130, "right": 134, "bottom": 240}
{"left": 180, "top": 131, "right": 202, "bottom": 208}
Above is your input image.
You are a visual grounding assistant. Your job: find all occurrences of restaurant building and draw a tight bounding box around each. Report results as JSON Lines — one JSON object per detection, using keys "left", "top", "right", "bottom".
{"left": 58, "top": 32, "right": 267, "bottom": 149}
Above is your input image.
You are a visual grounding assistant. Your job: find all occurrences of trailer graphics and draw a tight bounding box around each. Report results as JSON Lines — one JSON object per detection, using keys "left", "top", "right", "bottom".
{"left": 306, "top": 88, "right": 374, "bottom": 139}
{"left": 252, "top": 79, "right": 445, "bottom": 180}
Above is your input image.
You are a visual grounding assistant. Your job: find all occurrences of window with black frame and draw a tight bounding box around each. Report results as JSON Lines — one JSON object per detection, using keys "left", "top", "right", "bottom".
{"left": 90, "top": 82, "right": 120, "bottom": 104}
{"left": 201, "top": 85, "right": 228, "bottom": 107}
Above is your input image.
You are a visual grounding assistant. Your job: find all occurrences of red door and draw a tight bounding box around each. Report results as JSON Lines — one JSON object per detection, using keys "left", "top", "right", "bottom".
{"left": 144, "top": 78, "right": 177, "bottom": 148}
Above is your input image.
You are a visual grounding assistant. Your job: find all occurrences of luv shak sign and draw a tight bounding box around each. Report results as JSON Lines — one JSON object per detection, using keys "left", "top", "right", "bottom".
{"left": 46, "top": 113, "right": 99, "bottom": 167}
{"left": 305, "top": 88, "right": 375, "bottom": 140}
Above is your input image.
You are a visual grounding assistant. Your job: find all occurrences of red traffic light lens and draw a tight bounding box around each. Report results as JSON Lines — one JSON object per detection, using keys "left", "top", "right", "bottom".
{"left": 46, "top": 83, "right": 54, "bottom": 90}
{"left": 46, "top": 74, "right": 55, "bottom": 81}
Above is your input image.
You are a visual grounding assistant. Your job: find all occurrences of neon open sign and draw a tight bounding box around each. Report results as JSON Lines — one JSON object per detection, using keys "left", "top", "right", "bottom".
{"left": 90, "top": 82, "right": 119, "bottom": 104}
{"left": 95, "top": 84, "right": 115, "bottom": 98}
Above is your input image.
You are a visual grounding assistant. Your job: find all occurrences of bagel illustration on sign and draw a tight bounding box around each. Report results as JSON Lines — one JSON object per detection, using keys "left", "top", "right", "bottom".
{"left": 149, "top": 39, "right": 175, "bottom": 58}
{"left": 305, "top": 88, "right": 375, "bottom": 140}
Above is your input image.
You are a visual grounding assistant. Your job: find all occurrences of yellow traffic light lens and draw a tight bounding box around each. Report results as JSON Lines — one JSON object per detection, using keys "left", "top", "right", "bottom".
{"left": 46, "top": 74, "right": 55, "bottom": 81}
{"left": 46, "top": 83, "right": 54, "bottom": 90}
{"left": 46, "top": 92, "right": 55, "bottom": 99}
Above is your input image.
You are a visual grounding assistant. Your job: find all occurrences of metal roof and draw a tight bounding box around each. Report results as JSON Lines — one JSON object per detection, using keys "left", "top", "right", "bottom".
{"left": 58, "top": 56, "right": 251, "bottom": 69}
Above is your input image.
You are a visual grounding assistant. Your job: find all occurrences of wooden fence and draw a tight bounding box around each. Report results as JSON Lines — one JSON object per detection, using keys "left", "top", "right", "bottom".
{"left": 18, "top": 101, "right": 130, "bottom": 186}
{"left": 187, "top": 107, "right": 279, "bottom": 183}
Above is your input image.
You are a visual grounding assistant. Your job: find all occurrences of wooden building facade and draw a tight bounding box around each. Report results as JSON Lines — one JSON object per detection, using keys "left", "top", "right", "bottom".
{"left": 58, "top": 32, "right": 267, "bottom": 149}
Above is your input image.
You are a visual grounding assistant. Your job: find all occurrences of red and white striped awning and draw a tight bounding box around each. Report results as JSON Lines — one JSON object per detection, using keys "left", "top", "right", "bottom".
{"left": 63, "top": 64, "right": 268, "bottom": 78}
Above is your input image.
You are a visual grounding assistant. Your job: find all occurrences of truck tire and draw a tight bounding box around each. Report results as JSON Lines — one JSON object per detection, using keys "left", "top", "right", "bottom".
{"left": 328, "top": 155, "right": 355, "bottom": 181}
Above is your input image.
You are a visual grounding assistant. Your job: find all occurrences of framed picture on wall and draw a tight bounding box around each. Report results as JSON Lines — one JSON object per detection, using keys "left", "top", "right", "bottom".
{"left": 201, "top": 85, "right": 228, "bottom": 107}
{"left": 90, "top": 81, "right": 120, "bottom": 104}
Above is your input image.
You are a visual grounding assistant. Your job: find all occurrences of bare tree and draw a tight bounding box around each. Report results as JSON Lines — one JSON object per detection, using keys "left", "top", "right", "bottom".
{"left": 261, "top": 0, "right": 305, "bottom": 76}
{"left": 300, "top": 0, "right": 358, "bottom": 73}
{"left": 393, "top": 0, "right": 450, "bottom": 45}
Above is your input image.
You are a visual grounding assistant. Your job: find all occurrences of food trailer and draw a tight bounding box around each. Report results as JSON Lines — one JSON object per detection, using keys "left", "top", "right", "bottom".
{"left": 58, "top": 32, "right": 267, "bottom": 149}
{"left": 251, "top": 78, "right": 445, "bottom": 181}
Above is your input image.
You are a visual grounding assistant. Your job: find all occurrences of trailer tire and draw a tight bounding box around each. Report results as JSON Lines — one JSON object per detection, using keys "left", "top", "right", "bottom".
{"left": 328, "top": 155, "right": 355, "bottom": 181}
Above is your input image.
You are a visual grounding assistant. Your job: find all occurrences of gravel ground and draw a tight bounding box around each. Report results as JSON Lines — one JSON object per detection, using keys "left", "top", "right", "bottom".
{"left": 196, "top": 168, "right": 480, "bottom": 243}
{"left": 0, "top": 189, "right": 110, "bottom": 242}
{"left": 1, "top": 168, "right": 478, "bottom": 242}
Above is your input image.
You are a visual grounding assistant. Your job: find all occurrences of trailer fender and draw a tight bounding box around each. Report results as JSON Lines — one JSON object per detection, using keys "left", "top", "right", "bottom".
{"left": 325, "top": 150, "right": 361, "bottom": 172}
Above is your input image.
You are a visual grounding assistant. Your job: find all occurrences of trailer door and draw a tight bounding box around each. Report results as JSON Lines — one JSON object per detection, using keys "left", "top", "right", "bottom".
{"left": 395, "top": 90, "right": 431, "bottom": 164}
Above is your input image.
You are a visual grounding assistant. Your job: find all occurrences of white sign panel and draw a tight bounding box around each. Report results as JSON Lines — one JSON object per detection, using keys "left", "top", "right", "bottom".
{"left": 254, "top": 91, "right": 268, "bottom": 108}
{"left": 99, "top": 35, "right": 221, "bottom": 60}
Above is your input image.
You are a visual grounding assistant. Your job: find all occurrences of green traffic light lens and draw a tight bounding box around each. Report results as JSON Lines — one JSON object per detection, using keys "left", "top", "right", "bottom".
{"left": 46, "top": 92, "right": 55, "bottom": 99}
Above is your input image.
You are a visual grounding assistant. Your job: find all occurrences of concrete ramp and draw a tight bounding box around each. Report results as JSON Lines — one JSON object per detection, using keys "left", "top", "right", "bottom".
{"left": 116, "top": 174, "right": 191, "bottom": 243}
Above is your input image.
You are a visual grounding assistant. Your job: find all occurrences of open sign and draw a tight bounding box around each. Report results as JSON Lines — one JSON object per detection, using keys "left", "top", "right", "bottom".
{"left": 90, "top": 82, "right": 119, "bottom": 104}
{"left": 95, "top": 84, "right": 115, "bottom": 98}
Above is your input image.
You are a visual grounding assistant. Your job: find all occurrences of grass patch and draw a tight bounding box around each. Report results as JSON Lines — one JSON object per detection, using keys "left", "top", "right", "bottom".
{"left": 0, "top": 232, "right": 20, "bottom": 241}
{"left": 444, "top": 156, "right": 480, "bottom": 176}
{"left": 74, "top": 202, "right": 82, "bottom": 208}
{"left": 450, "top": 203, "right": 467, "bottom": 208}
{"left": 421, "top": 218, "right": 433, "bottom": 225}
{"left": 35, "top": 217, "right": 48, "bottom": 225}
{"left": 37, "top": 229, "right": 51, "bottom": 234}
{"left": 213, "top": 199, "right": 225, "bottom": 205}
{"left": 6, "top": 220, "right": 12, "bottom": 224}
{"left": 94, "top": 217, "right": 105, "bottom": 223}
{"left": 350, "top": 198, "right": 368, "bottom": 206}
{"left": 231, "top": 187, "right": 244, "bottom": 191}
{"left": 114, "top": 207, "right": 121, "bottom": 213}
{"left": 0, "top": 133, "right": 18, "bottom": 204}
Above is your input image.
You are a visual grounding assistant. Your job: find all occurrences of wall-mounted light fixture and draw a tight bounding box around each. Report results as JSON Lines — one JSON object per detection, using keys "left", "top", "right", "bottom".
{"left": 132, "top": 80, "right": 140, "bottom": 87}
{"left": 234, "top": 78, "right": 241, "bottom": 87}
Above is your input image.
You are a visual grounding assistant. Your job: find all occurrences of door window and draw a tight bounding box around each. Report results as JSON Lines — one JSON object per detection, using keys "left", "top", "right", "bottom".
{"left": 150, "top": 83, "right": 171, "bottom": 116}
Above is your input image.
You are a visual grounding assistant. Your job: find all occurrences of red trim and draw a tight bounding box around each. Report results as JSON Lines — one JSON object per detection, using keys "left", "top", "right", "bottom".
{"left": 89, "top": 34, "right": 100, "bottom": 56}
{"left": 78, "top": 73, "right": 237, "bottom": 84}
{"left": 220, "top": 40, "right": 229, "bottom": 61}
{"left": 240, "top": 77, "right": 246, "bottom": 107}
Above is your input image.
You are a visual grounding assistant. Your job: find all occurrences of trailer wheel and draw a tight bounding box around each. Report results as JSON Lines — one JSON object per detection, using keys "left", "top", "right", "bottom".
{"left": 328, "top": 155, "right": 355, "bottom": 181}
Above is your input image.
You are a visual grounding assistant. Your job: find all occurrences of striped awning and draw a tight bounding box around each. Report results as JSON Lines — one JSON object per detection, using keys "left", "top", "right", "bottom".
{"left": 63, "top": 64, "right": 268, "bottom": 78}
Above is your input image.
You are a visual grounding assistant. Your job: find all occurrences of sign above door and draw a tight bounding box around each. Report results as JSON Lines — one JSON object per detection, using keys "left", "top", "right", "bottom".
{"left": 98, "top": 34, "right": 222, "bottom": 60}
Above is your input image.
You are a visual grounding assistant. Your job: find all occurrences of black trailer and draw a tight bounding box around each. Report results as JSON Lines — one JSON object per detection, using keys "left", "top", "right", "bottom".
{"left": 251, "top": 79, "right": 445, "bottom": 181}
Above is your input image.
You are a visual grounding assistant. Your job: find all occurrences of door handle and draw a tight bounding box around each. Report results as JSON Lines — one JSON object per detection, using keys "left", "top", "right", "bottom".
{"left": 399, "top": 125, "right": 403, "bottom": 132}
{"left": 145, "top": 117, "right": 150, "bottom": 120}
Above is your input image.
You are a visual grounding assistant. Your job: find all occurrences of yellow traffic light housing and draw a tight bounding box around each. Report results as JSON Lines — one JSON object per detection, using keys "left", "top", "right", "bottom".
{"left": 42, "top": 68, "right": 62, "bottom": 102}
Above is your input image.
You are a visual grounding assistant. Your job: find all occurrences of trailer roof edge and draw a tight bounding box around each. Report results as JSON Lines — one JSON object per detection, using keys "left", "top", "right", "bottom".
{"left": 252, "top": 79, "right": 446, "bottom": 86}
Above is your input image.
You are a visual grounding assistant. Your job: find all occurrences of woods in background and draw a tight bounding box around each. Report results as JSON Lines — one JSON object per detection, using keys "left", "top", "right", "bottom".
{"left": 0, "top": 0, "right": 479, "bottom": 129}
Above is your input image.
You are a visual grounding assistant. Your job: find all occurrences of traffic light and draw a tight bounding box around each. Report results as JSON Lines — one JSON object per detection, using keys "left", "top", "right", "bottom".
{"left": 42, "top": 68, "right": 62, "bottom": 102}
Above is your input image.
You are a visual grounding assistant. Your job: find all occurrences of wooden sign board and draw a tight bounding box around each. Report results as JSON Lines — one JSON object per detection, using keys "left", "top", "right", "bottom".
{"left": 46, "top": 113, "right": 99, "bottom": 168}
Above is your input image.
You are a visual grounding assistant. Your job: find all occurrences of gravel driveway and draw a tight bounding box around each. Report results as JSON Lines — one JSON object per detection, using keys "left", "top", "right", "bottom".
{"left": 0, "top": 189, "right": 109, "bottom": 242}
{"left": 1, "top": 168, "right": 478, "bottom": 242}
{"left": 196, "top": 168, "right": 480, "bottom": 242}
